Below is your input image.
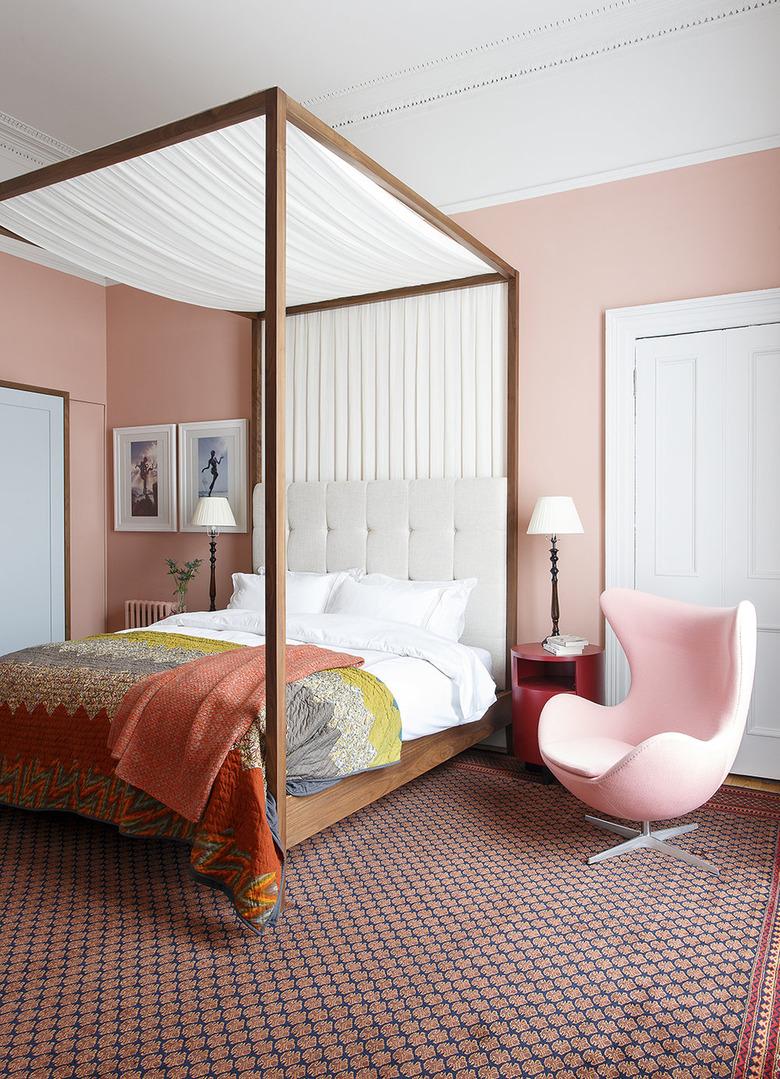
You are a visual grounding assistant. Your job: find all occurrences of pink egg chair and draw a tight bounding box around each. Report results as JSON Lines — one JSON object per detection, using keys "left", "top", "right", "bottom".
{"left": 538, "top": 588, "right": 757, "bottom": 872}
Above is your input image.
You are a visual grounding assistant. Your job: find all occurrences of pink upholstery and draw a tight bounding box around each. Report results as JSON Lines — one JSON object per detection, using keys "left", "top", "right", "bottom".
{"left": 538, "top": 589, "right": 757, "bottom": 823}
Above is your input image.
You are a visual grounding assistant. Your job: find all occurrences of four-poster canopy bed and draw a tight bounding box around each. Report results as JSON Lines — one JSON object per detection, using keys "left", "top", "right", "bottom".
{"left": 0, "top": 87, "right": 518, "bottom": 918}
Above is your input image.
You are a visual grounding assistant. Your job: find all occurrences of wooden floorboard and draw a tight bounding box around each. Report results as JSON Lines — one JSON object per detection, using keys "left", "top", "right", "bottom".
{"left": 725, "top": 773, "right": 780, "bottom": 794}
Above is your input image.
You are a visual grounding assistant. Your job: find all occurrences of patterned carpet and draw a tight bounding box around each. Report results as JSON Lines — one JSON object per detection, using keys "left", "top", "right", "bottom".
{"left": 1, "top": 751, "right": 779, "bottom": 1078}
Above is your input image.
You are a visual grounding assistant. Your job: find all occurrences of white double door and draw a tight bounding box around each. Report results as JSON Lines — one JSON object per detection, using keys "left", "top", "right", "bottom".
{"left": 635, "top": 323, "right": 780, "bottom": 779}
{"left": 0, "top": 384, "right": 66, "bottom": 655}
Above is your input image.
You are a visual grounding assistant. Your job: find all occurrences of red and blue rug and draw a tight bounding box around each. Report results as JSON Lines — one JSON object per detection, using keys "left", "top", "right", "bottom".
{"left": 1, "top": 751, "right": 778, "bottom": 1077}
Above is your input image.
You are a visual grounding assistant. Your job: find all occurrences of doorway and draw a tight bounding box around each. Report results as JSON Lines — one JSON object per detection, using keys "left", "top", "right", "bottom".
{"left": 0, "top": 380, "right": 68, "bottom": 654}
{"left": 605, "top": 289, "right": 780, "bottom": 779}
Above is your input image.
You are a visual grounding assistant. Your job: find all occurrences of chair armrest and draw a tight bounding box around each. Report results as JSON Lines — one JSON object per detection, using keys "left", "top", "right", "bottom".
{"left": 538, "top": 692, "right": 615, "bottom": 745}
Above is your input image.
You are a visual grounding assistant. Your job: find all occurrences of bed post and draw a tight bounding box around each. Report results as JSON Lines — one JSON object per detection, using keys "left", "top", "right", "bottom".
{"left": 264, "top": 88, "right": 287, "bottom": 848}
{"left": 506, "top": 273, "right": 520, "bottom": 676}
{"left": 251, "top": 316, "right": 262, "bottom": 485}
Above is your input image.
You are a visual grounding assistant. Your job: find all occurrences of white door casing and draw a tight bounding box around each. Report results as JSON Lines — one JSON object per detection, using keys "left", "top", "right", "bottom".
{"left": 605, "top": 289, "right": 780, "bottom": 778}
{"left": 0, "top": 384, "right": 67, "bottom": 654}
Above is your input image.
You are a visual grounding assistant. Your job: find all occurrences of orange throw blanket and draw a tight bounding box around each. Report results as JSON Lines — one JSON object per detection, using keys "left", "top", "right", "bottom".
{"left": 108, "top": 644, "right": 363, "bottom": 822}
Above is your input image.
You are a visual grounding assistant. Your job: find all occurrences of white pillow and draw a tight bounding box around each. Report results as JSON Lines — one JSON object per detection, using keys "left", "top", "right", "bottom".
{"left": 326, "top": 575, "right": 442, "bottom": 629}
{"left": 229, "top": 570, "right": 356, "bottom": 615}
{"left": 359, "top": 573, "right": 477, "bottom": 641}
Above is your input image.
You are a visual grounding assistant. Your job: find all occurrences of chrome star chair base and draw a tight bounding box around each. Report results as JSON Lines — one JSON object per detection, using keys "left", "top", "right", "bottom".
{"left": 585, "top": 815, "right": 717, "bottom": 873}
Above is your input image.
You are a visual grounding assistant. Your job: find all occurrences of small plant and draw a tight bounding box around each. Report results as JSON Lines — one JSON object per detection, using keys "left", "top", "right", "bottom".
{"left": 166, "top": 557, "right": 203, "bottom": 614}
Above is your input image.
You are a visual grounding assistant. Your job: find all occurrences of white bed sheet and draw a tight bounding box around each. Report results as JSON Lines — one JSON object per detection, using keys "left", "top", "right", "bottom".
{"left": 467, "top": 645, "right": 493, "bottom": 678}
{"left": 140, "top": 610, "right": 497, "bottom": 741}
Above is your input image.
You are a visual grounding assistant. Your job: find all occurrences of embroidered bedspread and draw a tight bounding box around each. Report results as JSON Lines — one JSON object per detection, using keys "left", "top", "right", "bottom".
{"left": 109, "top": 643, "right": 366, "bottom": 821}
{"left": 0, "top": 631, "right": 401, "bottom": 930}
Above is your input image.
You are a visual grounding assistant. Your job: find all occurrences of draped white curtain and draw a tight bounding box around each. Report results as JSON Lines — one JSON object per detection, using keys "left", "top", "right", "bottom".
{"left": 0, "top": 121, "right": 492, "bottom": 310}
{"left": 284, "top": 282, "right": 507, "bottom": 482}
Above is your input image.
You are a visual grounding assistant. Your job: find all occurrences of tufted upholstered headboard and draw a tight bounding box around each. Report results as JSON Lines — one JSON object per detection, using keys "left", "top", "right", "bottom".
{"left": 252, "top": 478, "right": 508, "bottom": 688}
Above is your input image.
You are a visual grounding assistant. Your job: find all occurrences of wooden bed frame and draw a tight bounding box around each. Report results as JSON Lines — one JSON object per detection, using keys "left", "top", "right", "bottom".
{"left": 286, "top": 694, "right": 512, "bottom": 847}
{"left": 0, "top": 86, "right": 519, "bottom": 851}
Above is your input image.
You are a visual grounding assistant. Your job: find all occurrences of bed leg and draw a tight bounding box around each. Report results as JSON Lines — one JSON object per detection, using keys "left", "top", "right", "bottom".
{"left": 504, "top": 723, "right": 514, "bottom": 755}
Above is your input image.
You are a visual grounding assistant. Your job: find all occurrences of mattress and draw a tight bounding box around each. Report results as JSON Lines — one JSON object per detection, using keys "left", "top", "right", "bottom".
{"left": 468, "top": 646, "right": 493, "bottom": 678}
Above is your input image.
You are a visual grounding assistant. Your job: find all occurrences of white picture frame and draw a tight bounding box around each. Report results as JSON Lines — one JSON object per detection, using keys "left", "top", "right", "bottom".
{"left": 113, "top": 424, "right": 177, "bottom": 531}
{"left": 178, "top": 418, "right": 248, "bottom": 533}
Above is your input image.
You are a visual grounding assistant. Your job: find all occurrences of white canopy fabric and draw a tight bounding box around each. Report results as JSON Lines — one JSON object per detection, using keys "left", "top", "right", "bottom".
{"left": 0, "top": 120, "right": 493, "bottom": 311}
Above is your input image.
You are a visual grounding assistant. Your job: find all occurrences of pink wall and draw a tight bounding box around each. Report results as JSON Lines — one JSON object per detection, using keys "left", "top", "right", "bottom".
{"left": 0, "top": 253, "right": 107, "bottom": 637}
{"left": 456, "top": 149, "right": 780, "bottom": 645}
{"left": 5, "top": 148, "right": 780, "bottom": 646}
{"left": 106, "top": 286, "right": 252, "bottom": 630}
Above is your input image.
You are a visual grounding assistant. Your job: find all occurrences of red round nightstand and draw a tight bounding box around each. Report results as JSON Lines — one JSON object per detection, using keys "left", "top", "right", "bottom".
{"left": 510, "top": 643, "right": 604, "bottom": 768}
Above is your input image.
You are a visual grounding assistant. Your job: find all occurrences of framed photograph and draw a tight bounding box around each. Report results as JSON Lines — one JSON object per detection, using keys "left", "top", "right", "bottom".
{"left": 113, "top": 424, "right": 177, "bottom": 531}
{"left": 178, "top": 419, "right": 248, "bottom": 533}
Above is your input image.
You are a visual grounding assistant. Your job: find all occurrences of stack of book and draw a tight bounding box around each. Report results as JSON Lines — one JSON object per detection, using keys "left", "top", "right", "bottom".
{"left": 543, "top": 634, "right": 589, "bottom": 657}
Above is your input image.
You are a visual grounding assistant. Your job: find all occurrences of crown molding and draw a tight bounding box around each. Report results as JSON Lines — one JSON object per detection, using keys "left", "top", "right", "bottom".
{"left": 309, "top": 0, "right": 779, "bottom": 131}
{"left": 0, "top": 110, "right": 77, "bottom": 167}
{"left": 303, "top": 0, "right": 643, "bottom": 109}
{"left": 441, "top": 134, "right": 780, "bottom": 213}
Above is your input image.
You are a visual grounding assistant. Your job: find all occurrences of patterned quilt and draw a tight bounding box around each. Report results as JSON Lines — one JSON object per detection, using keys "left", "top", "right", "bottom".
{"left": 0, "top": 631, "right": 401, "bottom": 931}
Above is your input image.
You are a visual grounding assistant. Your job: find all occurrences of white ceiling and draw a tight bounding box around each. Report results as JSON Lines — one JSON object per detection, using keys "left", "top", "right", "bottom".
{"left": 1, "top": 0, "right": 778, "bottom": 282}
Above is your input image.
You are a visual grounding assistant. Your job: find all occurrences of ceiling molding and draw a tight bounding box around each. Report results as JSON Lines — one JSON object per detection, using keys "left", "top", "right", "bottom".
{"left": 0, "top": 110, "right": 77, "bottom": 167}
{"left": 309, "top": 0, "right": 779, "bottom": 130}
{"left": 441, "top": 134, "right": 780, "bottom": 213}
{"left": 303, "top": 0, "right": 643, "bottom": 108}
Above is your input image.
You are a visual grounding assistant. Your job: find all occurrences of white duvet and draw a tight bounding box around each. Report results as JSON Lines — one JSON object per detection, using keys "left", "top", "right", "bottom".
{"left": 145, "top": 609, "right": 497, "bottom": 741}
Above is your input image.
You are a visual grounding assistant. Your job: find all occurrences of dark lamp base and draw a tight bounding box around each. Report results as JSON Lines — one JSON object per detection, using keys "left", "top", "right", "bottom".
{"left": 208, "top": 529, "right": 218, "bottom": 612}
{"left": 543, "top": 533, "right": 560, "bottom": 643}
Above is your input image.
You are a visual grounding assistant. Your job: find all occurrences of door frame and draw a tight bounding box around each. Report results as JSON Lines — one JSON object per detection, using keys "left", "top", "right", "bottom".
{"left": 604, "top": 287, "right": 780, "bottom": 704}
{"left": 0, "top": 378, "right": 71, "bottom": 639}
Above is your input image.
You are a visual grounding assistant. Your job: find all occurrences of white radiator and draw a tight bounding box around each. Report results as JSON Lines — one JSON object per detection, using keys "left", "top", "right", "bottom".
{"left": 124, "top": 599, "right": 176, "bottom": 629}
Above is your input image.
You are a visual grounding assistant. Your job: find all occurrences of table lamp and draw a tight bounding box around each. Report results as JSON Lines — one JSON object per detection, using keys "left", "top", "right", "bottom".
{"left": 191, "top": 496, "right": 236, "bottom": 612}
{"left": 527, "top": 496, "right": 583, "bottom": 642}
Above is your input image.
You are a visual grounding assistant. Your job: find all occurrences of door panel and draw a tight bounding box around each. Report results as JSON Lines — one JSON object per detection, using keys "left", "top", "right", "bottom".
{"left": 634, "top": 323, "right": 780, "bottom": 780}
{"left": 0, "top": 385, "right": 66, "bottom": 654}
{"left": 635, "top": 331, "right": 725, "bottom": 605}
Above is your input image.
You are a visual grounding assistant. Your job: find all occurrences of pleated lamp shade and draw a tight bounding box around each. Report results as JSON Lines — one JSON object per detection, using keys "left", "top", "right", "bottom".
{"left": 191, "top": 496, "right": 236, "bottom": 530}
{"left": 527, "top": 496, "right": 583, "bottom": 536}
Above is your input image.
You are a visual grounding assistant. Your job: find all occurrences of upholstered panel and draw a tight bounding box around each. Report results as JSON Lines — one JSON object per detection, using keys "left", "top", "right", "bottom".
{"left": 286, "top": 484, "right": 324, "bottom": 570}
{"left": 253, "top": 478, "right": 507, "bottom": 687}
